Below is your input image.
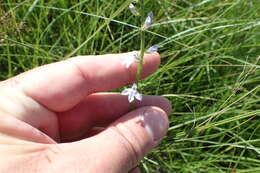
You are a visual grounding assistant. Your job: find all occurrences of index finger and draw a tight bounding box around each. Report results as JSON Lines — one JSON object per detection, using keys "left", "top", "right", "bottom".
{"left": 10, "top": 52, "right": 160, "bottom": 112}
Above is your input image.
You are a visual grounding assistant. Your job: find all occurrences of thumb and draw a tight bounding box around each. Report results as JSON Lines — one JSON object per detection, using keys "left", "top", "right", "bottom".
{"left": 66, "top": 106, "right": 169, "bottom": 173}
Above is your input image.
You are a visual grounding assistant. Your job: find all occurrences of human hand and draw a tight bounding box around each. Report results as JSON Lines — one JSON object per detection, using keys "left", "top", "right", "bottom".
{"left": 0, "top": 52, "right": 171, "bottom": 173}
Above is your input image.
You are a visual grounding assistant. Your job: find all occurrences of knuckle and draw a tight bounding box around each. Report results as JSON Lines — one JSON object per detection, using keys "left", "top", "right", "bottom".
{"left": 109, "top": 125, "right": 143, "bottom": 167}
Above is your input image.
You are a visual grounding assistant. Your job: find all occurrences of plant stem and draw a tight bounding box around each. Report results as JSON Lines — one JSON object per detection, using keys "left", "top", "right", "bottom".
{"left": 136, "top": 0, "right": 145, "bottom": 90}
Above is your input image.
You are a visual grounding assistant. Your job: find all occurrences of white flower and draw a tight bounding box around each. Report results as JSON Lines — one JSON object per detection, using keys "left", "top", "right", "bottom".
{"left": 121, "top": 83, "right": 142, "bottom": 103}
{"left": 143, "top": 12, "right": 153, "bottom": 29}
{"left": 122, "top": 51, "right": 139, "bottom": 68}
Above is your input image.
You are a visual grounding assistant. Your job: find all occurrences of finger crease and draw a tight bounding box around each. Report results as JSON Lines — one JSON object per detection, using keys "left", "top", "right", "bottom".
{"left": 66, "top": 58, "right": 92, "bottom": 93}
{"left": 109, "top": 126, "right": 139, "bottom": 167}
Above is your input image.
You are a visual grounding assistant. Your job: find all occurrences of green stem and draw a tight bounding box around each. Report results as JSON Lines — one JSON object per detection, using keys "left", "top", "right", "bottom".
{"left": 136, "top": 0, "right": 145, "bottom": 90}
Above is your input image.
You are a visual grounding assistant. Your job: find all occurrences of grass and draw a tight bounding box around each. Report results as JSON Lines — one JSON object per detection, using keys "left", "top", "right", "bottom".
{"left": 0, "top": 0, "right": 260, "bottom": 172}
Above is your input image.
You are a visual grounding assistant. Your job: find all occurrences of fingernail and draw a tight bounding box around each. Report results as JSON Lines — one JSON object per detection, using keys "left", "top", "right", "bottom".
{"left": 141, "top": 107, "right": 169, "bottom": 142}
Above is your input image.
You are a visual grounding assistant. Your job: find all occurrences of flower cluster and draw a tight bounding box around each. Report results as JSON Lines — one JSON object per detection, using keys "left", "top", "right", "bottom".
{"left": 121, "top": 1, "right": 158, "bottom": 103}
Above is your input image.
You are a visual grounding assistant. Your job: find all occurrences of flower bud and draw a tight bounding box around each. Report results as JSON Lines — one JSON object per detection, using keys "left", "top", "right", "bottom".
{"left": 129, "top": 3, "right": 140, "bottom": 16}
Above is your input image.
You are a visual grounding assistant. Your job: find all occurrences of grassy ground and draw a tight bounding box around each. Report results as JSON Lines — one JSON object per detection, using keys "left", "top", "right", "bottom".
{"left": 1, "top": 0, "right": 260, "bottom": 172}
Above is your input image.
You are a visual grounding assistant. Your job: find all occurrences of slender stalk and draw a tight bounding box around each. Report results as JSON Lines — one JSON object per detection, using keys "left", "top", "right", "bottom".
{"left": 136, "top": 0, "right": 145, "bottom": 90}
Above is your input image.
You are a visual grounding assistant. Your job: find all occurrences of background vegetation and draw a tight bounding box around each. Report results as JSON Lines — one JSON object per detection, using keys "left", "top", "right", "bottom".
{"left": 0, "top": 0, "right": 259, "bottom": 172}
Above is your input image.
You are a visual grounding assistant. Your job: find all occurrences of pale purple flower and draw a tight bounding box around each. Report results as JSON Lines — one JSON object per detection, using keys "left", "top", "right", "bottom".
{"left": 121, "top": 83, "right": 142, "bottom": 103}
{"left": 122, "top": 51, "right": 139, "bottom": 68}
{"left": 147, "top": 45, "right": 158, "bottom": 53}
{"left": 143, "top": 12, "right": 153, "bottom": 29}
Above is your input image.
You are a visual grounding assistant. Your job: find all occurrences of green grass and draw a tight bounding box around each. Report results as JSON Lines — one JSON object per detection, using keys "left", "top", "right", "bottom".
{"left": 1, "top": 0, "right": 260, "bottom": 172}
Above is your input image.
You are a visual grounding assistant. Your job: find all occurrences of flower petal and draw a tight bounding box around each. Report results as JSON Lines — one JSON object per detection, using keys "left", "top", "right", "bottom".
{"left": 122, "top": 54, "right": 135, "bottom": 68}
{"left": 128, "top": 92, "right": 135, "bottom": 102}
{"left": 147, "top": 45, "right": 158, "bottom": 53}
{"left": 133, "top": 51, "right": 140, "bottom": 61}
{"left": 132, "top": 83, "right": 138, "bottom": 90}
{"left": 135, "top": 92, "right": 142, "bottom": 101}
{"left": 121, "top": 88, "right": 131, "bottom": 95}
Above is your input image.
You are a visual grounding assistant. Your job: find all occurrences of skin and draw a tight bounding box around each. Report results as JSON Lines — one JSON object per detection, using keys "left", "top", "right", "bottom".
{"left": 0, "top": 52, "right": 171, "bottom": 173}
